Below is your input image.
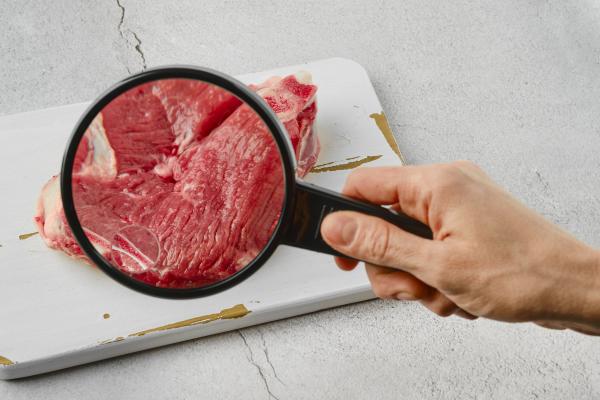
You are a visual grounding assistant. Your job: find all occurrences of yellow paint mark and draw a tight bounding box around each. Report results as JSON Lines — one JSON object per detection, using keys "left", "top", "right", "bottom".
{"left": 310, "top": 155, "right": 382, "bottom": 173}
{"left": 369, "top": 112, "right": 406, "bottom": 164}
{"left": 99, "top": 336, "right": 125, "bottom": 345}
{"left": 0, "top": 356, "right": 13, "bottom": 366}
{"left": 103, "top": 313, "right": 110, "bottom": 320}
{"left": 129, "top": 304, "right": 251, "bottom": 337}
{"left": 313, "top": 160, "right": 336, "bottom": 168}
{"left": 345, "top": 156, "right": 361, "bottom": 161}
{"left": 18, "top": 231, "right": 39, "bottom": 240}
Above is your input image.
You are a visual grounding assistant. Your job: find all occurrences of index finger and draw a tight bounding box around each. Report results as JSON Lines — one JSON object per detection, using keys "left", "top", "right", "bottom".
{"left": 342, "top": 166, "right": 433, "bottom": 225}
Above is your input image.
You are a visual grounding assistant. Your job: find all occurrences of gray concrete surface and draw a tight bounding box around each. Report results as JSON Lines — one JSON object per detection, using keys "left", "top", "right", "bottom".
{"left": 1, "top": 0, "right": 600, "bottom": 398}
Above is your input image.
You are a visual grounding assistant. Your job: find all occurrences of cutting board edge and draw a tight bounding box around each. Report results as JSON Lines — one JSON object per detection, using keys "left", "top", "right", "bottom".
{"left": 0, "top": 283, "right": 374, "bottom": 380}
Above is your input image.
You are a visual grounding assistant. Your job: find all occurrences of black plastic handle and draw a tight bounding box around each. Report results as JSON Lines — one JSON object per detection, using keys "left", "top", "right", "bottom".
{"left": 281, "top": 181, "right": 433, "bottom": 257}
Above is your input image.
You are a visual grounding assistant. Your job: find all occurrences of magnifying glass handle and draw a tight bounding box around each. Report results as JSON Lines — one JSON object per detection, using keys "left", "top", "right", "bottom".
{"left": 281, "top": 181, "right": 433, "bottom": 258}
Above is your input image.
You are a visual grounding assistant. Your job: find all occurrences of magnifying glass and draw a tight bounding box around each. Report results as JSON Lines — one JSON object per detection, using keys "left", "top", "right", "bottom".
{"left": 60, "top": 66, "right": 432, "bottom": 298}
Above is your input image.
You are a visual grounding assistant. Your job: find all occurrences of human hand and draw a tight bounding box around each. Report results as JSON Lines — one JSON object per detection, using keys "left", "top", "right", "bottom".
{"left": 320, "top": 161, "right": 600, "bottom": 335}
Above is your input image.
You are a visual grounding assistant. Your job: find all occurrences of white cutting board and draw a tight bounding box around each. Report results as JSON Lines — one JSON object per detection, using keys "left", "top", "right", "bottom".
{"left": 0, "top": 58, "right": 403, "bottom": 379}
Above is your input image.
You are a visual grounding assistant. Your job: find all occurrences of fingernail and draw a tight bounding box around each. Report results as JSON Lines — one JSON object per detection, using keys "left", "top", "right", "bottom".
{"left": 322, "top": 214, "right": 357, "bottom": 246}
{"left": 396, "top": 292, "right": 417, "bottom": 301}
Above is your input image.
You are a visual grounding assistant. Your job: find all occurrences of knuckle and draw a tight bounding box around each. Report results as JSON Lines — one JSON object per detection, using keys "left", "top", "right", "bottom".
{"left": 429, "top": 300, "right": 457, "bottom": 317}
{"left": 453, "top": 159, "right": 478, "bottom": 170}
{"left": 369, "top": 272, "right": 397, "bottom": 299}
{"left": 345, "top": 168, "right": 366, "bottom": 187}
{"left": 371, "top": 283, "right": 390, "bottom": 299}
{"left": 362, "top": 221, "right": 391, "bottom": 263}
{"left": 437, "top": 306, "right": 456, "bottom": 317}
{"left": 431, "top": 166, "right": 462, "bottom": 190}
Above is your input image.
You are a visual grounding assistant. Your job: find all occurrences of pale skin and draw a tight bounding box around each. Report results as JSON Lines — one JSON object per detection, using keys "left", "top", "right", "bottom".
{"left": 320, "top": 161, "right": 600, "bottom": 335}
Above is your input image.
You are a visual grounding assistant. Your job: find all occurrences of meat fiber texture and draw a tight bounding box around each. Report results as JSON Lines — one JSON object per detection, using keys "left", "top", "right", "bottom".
{"left": 35, "top": 73, "right": 319, "bottom": 288}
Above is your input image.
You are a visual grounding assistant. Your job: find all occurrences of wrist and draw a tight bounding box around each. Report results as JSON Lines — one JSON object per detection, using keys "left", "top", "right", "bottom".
{"left": 577, "top": 248, "right": 600, "bottom": 324}
{"left": 546, "top": 243, "right": 600, "bottom": 326}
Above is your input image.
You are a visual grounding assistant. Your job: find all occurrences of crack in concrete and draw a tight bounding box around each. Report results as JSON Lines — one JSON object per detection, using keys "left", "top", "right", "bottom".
{"left": 115, "top": 0, "right": 147, "bottom": 73}
{"left": 535, "top": 169, "right": 551, "bottom": 194}
{"left": 130, "top": 31, "right": 147, "bottom": 70}
{"left": 238, "top": 331, "right": 280, "bottom": 400}
{"left": 395, "top": 123, "right": 430, "bottom": 133}
{"left": 116, "top": 0, "right": 125, "bottom": 31}
{"left": 258, "top": 329, "right": 285, "bottom": 386}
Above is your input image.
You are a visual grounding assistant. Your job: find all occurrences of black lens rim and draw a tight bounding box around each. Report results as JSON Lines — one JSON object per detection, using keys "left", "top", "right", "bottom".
{"left": 60, "top": 66, "right": 297, "bottom": 299}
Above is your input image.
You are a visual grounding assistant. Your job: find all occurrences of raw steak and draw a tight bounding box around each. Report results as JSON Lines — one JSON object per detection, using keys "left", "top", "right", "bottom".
{"left": 74, "top": 83, "right": 176, "bottom": 178}
{"left": 35, "top": 73, "right": 319, "bottom": 288}
{"left": 152, "top": 80, "right": 242, "bottom": 152}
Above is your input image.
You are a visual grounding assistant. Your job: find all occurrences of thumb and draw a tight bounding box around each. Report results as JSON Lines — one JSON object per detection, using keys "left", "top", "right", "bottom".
{"left": 321, "top": 211, "right": 437, "bottom": 273}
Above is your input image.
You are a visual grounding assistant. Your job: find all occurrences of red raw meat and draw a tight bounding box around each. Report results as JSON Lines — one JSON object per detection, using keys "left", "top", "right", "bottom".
{"left": 74, "top": 83, "right": 176, "bottom": 177}
{"left": 152, "top": 79, "right": 242, "bottom": 152}
{"left": 35, "top": 72, "right": 319, "bottom": 288}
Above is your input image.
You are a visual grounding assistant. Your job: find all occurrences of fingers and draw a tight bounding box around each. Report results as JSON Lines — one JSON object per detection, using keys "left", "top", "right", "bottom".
{"left": 535, "top": 321, "right": 600, "bottom": 336}
{"left": 365, "top": 264, "right": 473, "bottom": 318}
{"left": 327, "top": 162, "right": 489, "bottom": 320}
{"left": 419, "top": 290, "right": 460, "bottom": 317}
{"left": 365, "top": 264, "right": 431, "bottom": 300}
{"left": 534, "top": 321, "right": 567, "bottom": 330}
{"left": 566, "top": 323, "right": 600, "bottom": 336}
{"left": 342, "top": 162, "right": 487, "bottom": 227}
{"left": 321, "top": 211, "right": 442, "bottom": 274}
{"left": 454, "top": 309, "right": 478, "bottom": 320}
{"left": 341, "top": 166, "right": 430, "bottom": 224}
{"left": 334, "top": 256, "right": 358, "bottom": 271}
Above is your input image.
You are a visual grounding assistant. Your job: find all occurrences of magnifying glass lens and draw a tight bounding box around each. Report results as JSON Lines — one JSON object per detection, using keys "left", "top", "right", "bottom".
{"left": 71, "top": 79, "right": 286, "bottom": 289}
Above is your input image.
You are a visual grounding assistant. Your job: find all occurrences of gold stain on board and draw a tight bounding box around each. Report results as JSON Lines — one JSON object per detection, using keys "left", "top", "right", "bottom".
{"left": 0, "top": 356, "right": 14, "bottom": 366}
{"left": 310, "top": 155, "right": 382, "bottom": 173}
{"left": 129, "top": 304, "right": 251, "bottom": 337}
{"left": 103, "top": 313, "right": 110, "bottom": 320}
{"left": 18, "top": 231, "right": 38, "bottom": 240}
{"left": 313, "top": 160, "right": 336, "bottom": 168}
{"left": 99, "top": 336, "right": 125, "bottom": 345}
{"left": 369, "top": 112, "right": 406, "bottom": 164}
